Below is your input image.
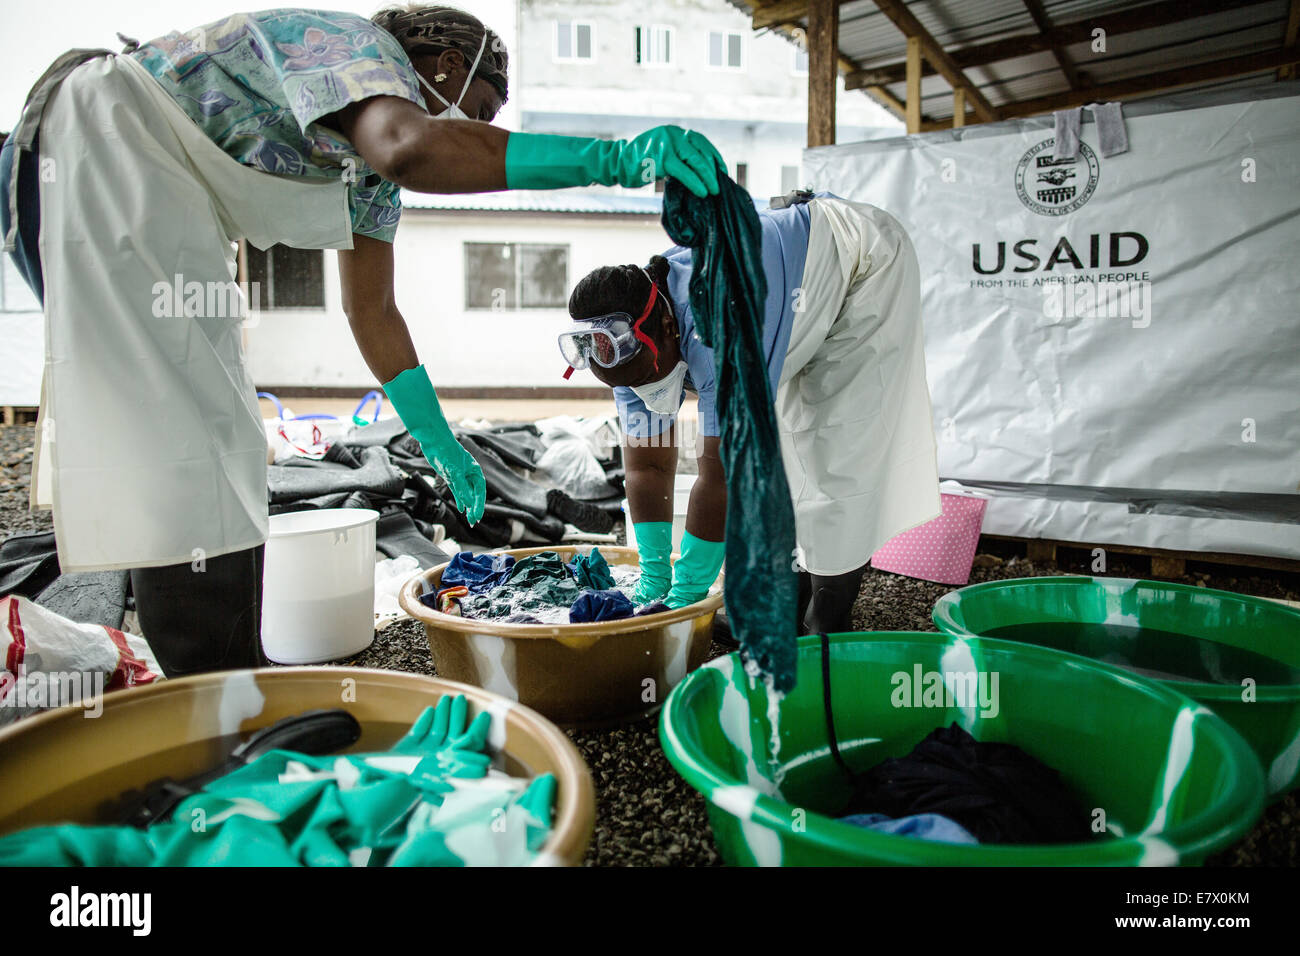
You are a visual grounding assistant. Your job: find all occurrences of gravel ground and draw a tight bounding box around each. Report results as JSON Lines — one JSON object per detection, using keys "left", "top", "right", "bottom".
{"left": 0, "top": 425, "right": 51, "bottom": 537}
{"left": 2, "top": 422, "right": 1296, "bottom": 866}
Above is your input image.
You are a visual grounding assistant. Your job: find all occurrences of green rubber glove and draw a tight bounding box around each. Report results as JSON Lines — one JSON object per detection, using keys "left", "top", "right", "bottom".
{"left": 390, "top": 696, "right": 493, "bottom": 779}
{"left": 664, "top": 531, "right": 726, "bottom": 609}
{"left": 632, "top": 521, "right": 673, "bottom": 604}
{"left": 0, "top": 700, "right": 555, "bottom": 868}
{"left": 505, "top": 127, "right": 723, "bottom": 197}
{"left": 384, "top": 365, "right": 486, "bottom": 525}
{"left": 0, "top": 824, "right": 156, "bottom": 866}
{"left": 388, "top": 773, "right": 556, "bottom": 867}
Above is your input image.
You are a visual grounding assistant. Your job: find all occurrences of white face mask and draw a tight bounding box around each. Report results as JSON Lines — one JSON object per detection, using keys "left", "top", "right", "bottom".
{"left": 419, "top": 33, "right": 487, "bottom": 120}
{"left": 630, "top": 361, "right": 690, "bottom": 415}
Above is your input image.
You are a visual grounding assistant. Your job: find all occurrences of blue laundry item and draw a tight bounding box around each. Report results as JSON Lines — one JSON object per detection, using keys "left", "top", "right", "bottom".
{"left": 441, "top": 551, "right": 517, "bottom": 594}
{"left": 634, "top": 601, "right": 671, "bottom": 617}
{"left": 567, "top": 547, "right": 615, "bottom": 591}
{"left": 569, "top": 589, "right": 635, "bottom": 623}
{"left": 459, "top": 552, "right": 580, "bottom": 621}
{"left": 845, "top": 723, "right": 1091, "bottom": 844}
{"left": 0, "top": 132, "right": 44, "bottom": 303}
{"left": 840, "top": 812, "right": 979, "bottom": 845}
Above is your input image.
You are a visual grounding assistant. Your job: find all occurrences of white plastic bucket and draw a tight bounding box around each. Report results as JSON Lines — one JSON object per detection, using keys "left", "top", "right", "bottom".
{"left": 261, "top": 509, "right": 380, "bottom": 664}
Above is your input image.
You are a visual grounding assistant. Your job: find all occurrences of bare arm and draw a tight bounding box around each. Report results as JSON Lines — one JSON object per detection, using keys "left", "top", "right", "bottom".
{"left": 332, "top": 97, "right": 508, "bottom": 193}
{"left": 687, "top": 436, "right": 726, "bottom": 541}
{"left": 624, "top": 428, "right": 678, "bottom": 525}
{"left": 337, "top": 232, "right": 418, "bottom": 383}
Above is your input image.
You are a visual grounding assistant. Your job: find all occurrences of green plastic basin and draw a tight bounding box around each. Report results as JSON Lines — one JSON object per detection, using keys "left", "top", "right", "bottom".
{"left": 933, "top": 577, "right": 1300, "bottom": 796}
{"left": 660, "top": 632, "right": 1264, "bottom": 866}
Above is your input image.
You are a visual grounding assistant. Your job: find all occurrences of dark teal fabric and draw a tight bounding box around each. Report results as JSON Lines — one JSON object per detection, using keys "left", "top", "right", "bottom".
{"left": 567, "top": 548, "right": 615, "bottom": 591}
{"left": 661, "top": 174, "right": 799, "bottom": 692}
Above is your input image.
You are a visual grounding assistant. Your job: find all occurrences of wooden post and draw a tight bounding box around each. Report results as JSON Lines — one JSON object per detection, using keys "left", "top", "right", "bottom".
{"left": 807, "top": 0, "right": 838, "bottom": 147}
{"left": 952, "top": 87, "right": 966, "bottom": 128}
{"left": 1151, "top": 555, "right": 1186, "bottom": 578}
{"left": 905, "top": 36, "right": 922, "bottom": 134}
{"left": 874, "top": 0, "right": 998, "bottom": 123}
{"left": 1282, "top": 0, "right": 1300, "bottom": 80}
{"left": 1026, "top": 539, "right": 1057, "bottom": 564}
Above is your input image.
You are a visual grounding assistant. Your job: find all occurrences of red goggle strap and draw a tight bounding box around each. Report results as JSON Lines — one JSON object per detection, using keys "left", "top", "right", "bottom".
{"left": 632, "top": 272, "right": 662, "bottom": 373}
{"left": 560, "top": 272, "right": 663, "bottom": 378}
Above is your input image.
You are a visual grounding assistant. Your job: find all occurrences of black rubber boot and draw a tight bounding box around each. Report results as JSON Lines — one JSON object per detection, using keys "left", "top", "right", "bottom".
{"left": 801, "top": 563, "right": 869, "bottom": 635}
{"left": 545, "top": 488, "right": 615, "bottom": 533}
{"left": 711, "top": 607, "right": 738, "bottom": 648}
{"left": 796, "top": 570, "right": 813, "bottom": 635}
{"left": 129, "top": 545, "right": 267, "bottom": 677}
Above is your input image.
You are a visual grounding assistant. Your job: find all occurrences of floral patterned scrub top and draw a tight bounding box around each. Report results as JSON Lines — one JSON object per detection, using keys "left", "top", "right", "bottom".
{"left": 131, "top": 8, "right": 426, "bottom": 242}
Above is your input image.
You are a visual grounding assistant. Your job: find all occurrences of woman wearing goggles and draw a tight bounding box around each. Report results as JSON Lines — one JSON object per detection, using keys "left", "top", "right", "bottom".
{"left": 557, "top": 269, "right": 667, "bottom": 375}
{"left": 560, "top": 194, "right": 941, "bottom": 638}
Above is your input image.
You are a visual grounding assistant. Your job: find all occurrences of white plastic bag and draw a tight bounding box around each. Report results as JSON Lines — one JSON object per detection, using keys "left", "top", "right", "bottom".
{"left": 373, "top": 554, "right": 423, "bottom": 629}
{"left": 532, "top": 416, "right": 621, "bottom": 500}
{"left": 534, "top": 438, "right": 618, "bottom": 500}
{"left": 535, "top": 415, "right": 621, "bottom": 460}
{"left": 264, "top": 416, "right": 351, "bottom": 463}
{"left": 0, "top": 595, "right": 164, "bottom": 726}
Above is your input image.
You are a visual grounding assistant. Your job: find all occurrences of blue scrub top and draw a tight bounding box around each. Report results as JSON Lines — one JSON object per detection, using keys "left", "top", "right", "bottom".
{"left": 614, "top": 199, "right": 813, "bottom": 439}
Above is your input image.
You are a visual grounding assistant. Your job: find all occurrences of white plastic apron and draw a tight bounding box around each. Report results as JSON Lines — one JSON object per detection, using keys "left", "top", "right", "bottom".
{"left": 775, "top": 197, "right": 941, "bottom": 575}
{"left": 31, "top": 54, "right": 354, "bottom": 571}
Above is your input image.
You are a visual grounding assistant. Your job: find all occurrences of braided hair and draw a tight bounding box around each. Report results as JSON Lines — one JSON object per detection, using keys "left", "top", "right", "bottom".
{"left": 569, "top": 255, "right": 673, "bottom": 336}
{"left": 372, "top": 4, "right": 510, "bottom": 102}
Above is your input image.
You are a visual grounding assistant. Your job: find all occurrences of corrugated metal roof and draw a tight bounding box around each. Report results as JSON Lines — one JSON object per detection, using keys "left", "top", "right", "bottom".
{"left": 739, "top": 0, "right": 1295, "bottom": 123}
{"left": 401, "top": 188, "right": 775, "bottom": 215}
{"left": 399, "top": 189, "right": 664, "bottom": 215}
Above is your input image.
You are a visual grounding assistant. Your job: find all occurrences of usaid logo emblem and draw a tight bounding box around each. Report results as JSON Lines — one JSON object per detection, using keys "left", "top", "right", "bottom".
{"left": 1015, "top": 138, "right": 1100, "bottom": 216}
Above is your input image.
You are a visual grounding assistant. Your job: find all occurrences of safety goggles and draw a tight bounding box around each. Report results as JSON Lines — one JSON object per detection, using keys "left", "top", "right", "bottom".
{"left": 559, "top": 270, "right": 663, "bottom": 379}
{"left": 558, "top": 317, "right": 643, "bottom": 371}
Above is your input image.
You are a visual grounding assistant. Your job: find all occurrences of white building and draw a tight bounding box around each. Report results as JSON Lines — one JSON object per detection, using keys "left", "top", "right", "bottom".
{"left": 518, "top": 0, "right": 898, "bottom": 198}
{"left": 1, "top": 0, "right": 904, "bottom": 402}
{"left": 246, "top": 191, "right": 671, "bottom": 397}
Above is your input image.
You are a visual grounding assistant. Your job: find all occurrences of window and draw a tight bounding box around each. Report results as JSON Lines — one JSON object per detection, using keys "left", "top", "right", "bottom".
{"left": 635, "top": 25, "right": 673, "bottom": 66}
{"left": 0, "top": 255, "right": 40, "bottom": 312}
{"left": 555, "top": 21, "right": 595, "bottom": 62}
{"left": 243, "top": 245, "right": 325, "bottom": 310}
{"left": 707, "top": 31, "right": 744, "bottom": 70}
{"left": 791, "top": 47, "right": 809, "bottom": 75}
{"left": 735, "top": 163, "right": 748, "bottom": 190}
{"left": 781, "top": 165, "right": 801, "bottom": 194}
{"left": 465, "top": 243, "right": 569, "bottom": 310}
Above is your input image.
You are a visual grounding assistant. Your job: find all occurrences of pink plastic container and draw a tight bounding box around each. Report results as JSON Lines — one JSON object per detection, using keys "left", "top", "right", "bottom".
{"left": 870, "top": 492, "right": 988, "bottom": 586}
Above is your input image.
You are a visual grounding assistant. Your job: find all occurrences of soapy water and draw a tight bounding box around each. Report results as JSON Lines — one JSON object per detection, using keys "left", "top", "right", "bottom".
{"left": 744, "top": 655, "right": 788, "bottom": 794}
{"left": 981, "top": 621, "right": 1300, "bottom": 686}
{"left": 457, "top": 564, "right": 645, "bottom": 625}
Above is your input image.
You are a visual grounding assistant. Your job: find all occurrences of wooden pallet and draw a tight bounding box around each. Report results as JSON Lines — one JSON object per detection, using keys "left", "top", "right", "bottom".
{"left": 984, "top": 533, "right": 1300, "bottom": 577}
{"left": 1, "top": 407, "right": 38, "bottom": 426}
